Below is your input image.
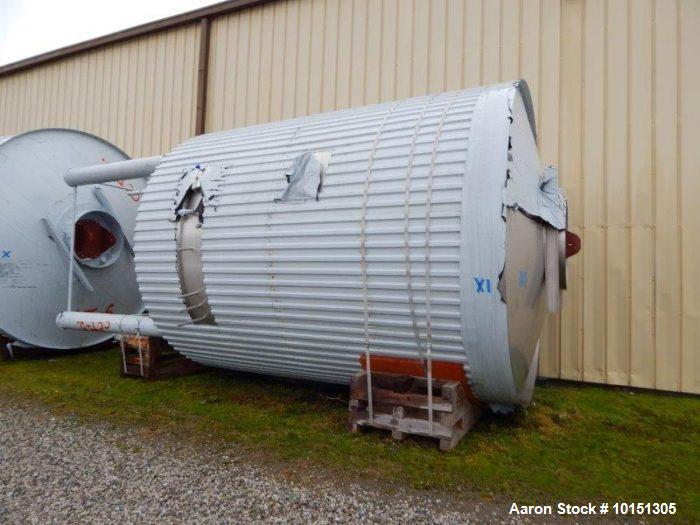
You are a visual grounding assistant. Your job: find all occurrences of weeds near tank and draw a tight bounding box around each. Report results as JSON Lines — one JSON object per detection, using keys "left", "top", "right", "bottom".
{"left": 0, "top": 347, "right": 698, "bottom": 521}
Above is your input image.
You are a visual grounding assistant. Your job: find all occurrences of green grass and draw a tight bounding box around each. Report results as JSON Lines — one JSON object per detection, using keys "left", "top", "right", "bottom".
{"left": 1, "top": 347, "right": 698, "bottom": 521}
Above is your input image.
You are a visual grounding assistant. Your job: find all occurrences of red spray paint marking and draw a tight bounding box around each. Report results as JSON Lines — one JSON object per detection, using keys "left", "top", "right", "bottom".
{"left": 116, "top": 179, "right": 140, "bottom": 202}
{"left": 76, "top": 320, "right": 111, "bottom": 332}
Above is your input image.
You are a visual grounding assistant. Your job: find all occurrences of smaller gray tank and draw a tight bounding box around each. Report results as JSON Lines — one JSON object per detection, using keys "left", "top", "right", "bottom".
{"left": 0, "top": 129, "right": 143, "bottom": 349}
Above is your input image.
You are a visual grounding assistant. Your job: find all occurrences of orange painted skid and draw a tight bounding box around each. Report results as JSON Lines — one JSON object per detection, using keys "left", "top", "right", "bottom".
{"left": 359, "top": 354, "right": 479, "bottom": 404}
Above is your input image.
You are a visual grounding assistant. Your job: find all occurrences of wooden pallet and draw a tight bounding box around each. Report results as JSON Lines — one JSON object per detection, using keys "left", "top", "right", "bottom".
{"left": 119, "top": 336, "right": 204, "bottom": 380}
{"left": 349, "top": 371, "right": 482, "bottom": 451}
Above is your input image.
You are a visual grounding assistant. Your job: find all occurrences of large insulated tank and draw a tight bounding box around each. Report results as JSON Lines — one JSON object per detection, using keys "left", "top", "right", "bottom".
{"left": 0, "top": 129, "right": 143, "bottom": 349}
{"left": 59, "top": 81, "right": 574, "bottom": 408}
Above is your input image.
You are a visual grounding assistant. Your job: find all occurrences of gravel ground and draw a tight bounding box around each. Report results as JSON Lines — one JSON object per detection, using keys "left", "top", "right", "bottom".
{"left": 0, "top": 399, "right": 559, "bottom": 524}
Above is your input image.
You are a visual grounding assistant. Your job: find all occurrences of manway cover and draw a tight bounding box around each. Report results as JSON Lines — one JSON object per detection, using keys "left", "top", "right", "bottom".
{"left": 0, "top": 129, "right": 143, "bottom": 349}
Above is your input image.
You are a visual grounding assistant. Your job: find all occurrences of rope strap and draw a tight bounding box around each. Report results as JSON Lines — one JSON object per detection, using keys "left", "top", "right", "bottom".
{"left": 360, "top": 102, "right": 401, "bottom": 424}
{"left": 424, "top": 92, "right": 461, "bottom": 433}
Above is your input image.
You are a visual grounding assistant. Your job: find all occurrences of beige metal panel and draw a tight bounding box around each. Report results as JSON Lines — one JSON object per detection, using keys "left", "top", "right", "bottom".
{"left": 604, "top": 0, "right": 632, "bottom": 386}
{"left": 322, "top": 0, "right": 342, "bottom": 110}
{"left": 654, "top": 0, "right": 682, "bottom": 392}
{"left": 558, "top": 0, "right": 584, "bottom": 381}
{"left": 364, "top": 0, "right": 382, "bottom": 104}
{"left": 0, "top": 24, "right": 199, "bottom": 157}
{"left": 500, "top": 0, "right": 521, "bottom": 80}
{"left": 394, "top": 0, "right": 411, "bottom": 100}
{"left": 680, "top": 0, "right": 700, "bottom": 395}
{"left": 247, "top": 6, "right": 264, "bottom": 125}
{"left": 481, "top": 0, "right": 501, "bottom": 85}
{"left": 445, "top": 0, "right": 464, "bottom": 91}
{"left": 258, "top": 2, "right": 276, "bottom": 121}
{"left": 239, "top": 9, "right": 254, "bottom": 122}
{"left": 582, "top": 0, "right": 606, "bottom": 384}
{"left": 207, "top": 12, "right": 228, "bottom": 131}
{"left": 462, "top": 0, "right": 482, "bottom": 88}
{"left": 294, "top": 0, "right": 310, "bottom": 116}
{"left": 428, "top": 0, "right": 447, "bottom": 94}
{"left": 628, "top": 0, "right": 655, "bottom": 388}
{"left": 412, "top": 0, "right": 429, "bottom": 95}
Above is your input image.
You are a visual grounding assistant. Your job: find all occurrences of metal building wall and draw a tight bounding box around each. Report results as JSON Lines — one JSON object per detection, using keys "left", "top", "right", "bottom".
{"left": 0, "top": 0, "right": 698, "bottom": 394}
{"left": 0, "top": 24, "right": 201, "bottom": 157}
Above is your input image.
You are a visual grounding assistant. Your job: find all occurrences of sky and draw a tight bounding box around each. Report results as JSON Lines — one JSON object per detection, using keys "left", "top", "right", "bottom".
{"left": 0, "top": 0, "right": 224, "bottom": 66}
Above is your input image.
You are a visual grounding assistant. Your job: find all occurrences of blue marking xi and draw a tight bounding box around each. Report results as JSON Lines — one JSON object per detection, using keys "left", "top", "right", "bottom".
{"left": 519, "top": 270, "right": 527, "bottom": 288}
{"left": 474, "top": 277, "right": 492, "bottom": 294}
{"left": 1, "top": 250, "right": 10, "bottom": 259}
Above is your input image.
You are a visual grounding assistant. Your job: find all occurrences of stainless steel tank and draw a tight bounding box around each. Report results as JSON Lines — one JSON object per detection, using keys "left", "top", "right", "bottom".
{"left": 58, "top": 81, "right": 573, "bottom": 408}
{"left": 0, "top": 129, "right": 143, "bottom": 349}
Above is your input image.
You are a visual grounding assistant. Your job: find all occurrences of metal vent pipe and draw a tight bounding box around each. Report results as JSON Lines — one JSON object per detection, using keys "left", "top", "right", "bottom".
{"left": 64, "top": 155, "right": 163, "bottom": 187}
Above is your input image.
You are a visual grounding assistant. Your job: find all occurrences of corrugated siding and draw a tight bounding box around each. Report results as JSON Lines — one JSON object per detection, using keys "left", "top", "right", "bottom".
{"left": 0, "top": 0, "right": 698, "bottom": 394}
{"left": 0, "top": 24, "right": 200, "bottom": 157}
{"left": 136, "top": 90, "right": 495, "bottom": 389}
